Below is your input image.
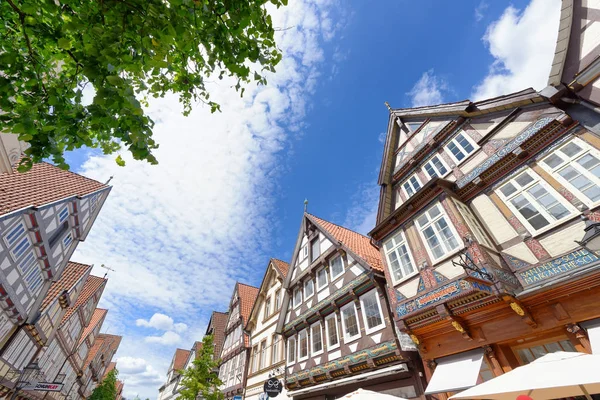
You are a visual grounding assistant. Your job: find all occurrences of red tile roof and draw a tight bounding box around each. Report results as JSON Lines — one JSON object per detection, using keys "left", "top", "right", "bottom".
{"left": 83, "top": 335, "right": 106, "bottom": 369}
{"left": 61, "top": 275, "right": 107, "bottom": 325}
{"left": 40, "top": 262, "right": 91, "bottom": 312}
{"left": 193, "top": 341, "right": 203, "bottom": 360}
{"left": 307, "top": 214, "right": 385, "bottom": 272}
{"left": 206, "top": 311, "right": 228, "bottom": 361}
{"left": 83, "top": 333, "right": 122, "bottom": 371}
{"left": 101, "top": 333, "right": 122, "bottom": 357}
{"left": 116, "top": 380, "right": 124, "bottom": 399}
{"left": 0, "top": 162, "right": 108, "bottom": 215}
{"left": 173, "top": 348, "right": 191, "bottom": 372}
{"left": 78, "top": 308, "right": 108, "bottom": 346}
{"left": 102, "top": 362, "right": 116, "bottom": 380}
{"left": 237, "top": 283, "right": 259, "bottom": 327}
{"left": 271, "top": 258, "right": 290, "bottom": 278}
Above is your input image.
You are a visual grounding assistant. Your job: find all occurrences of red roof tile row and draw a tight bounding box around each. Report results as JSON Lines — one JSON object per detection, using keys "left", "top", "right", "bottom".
{"left": 271, "top": 258, "right": 290, "bottom": 278}
{"left": 0, "top": 162, "right": 108, "bottom": 215}
{"left": 61, "top": 275, "right": 106, "bottom": 324}
{"left": 40, "top": 262, "right": 91, "bottom": 312}
{"left": 237, "top": 283, "right": 259, "bottom": 327}
{"left": 78, "top": 308, "right": 107, "bottom": 346}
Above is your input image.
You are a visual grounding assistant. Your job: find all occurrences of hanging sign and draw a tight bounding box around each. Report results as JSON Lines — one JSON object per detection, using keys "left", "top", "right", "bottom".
{"left": 263, "top": 377, "right": 283, "bottom": 397}
{"left": 21, "top": 382, "right": 64, "bottom": 391}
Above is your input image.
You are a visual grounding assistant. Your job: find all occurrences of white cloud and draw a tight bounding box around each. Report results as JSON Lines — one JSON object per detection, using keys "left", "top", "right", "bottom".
{"left": 116, "top": 356, "right": 164, "bottom": 388}
{"left": 474, "top": 1, "right": 489, "bottom": 22}
{"left": 407, "top": 69, "right": 449, "bottom": 107}
{"left": 136, "top": 313, "right": 188, "bottom": 333}
{"left": 73, "top": 0, "right": 344, "bottom": 398}
{"left": 472, "top": 0, "right": 561, "bottom": 100}
{"left": 145, "top": 331, "right": 182, "bottom": 346}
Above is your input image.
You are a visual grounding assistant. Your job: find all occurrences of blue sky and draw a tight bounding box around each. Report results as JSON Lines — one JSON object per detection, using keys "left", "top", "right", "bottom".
{"left": 67, "top": 0, "right": 561, "bottom": 398}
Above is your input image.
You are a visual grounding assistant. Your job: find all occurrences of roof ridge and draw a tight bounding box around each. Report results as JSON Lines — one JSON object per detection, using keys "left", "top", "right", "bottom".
{"left": 270, "top": 257, "right": 289, "bottom": 265}
{"left": 237, "top": 282, "right": 259, "bottom": 290}
{"left": 307, "top": 213, "right": 372, "bottom": 240}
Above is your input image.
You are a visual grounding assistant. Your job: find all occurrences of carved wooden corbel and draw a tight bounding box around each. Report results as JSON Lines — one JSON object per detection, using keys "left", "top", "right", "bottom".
{"left": 502, "top": 295, "right": 537, "bottom": 328}
{"left": 437, "top": 304, "right": 473, "bottom": 341}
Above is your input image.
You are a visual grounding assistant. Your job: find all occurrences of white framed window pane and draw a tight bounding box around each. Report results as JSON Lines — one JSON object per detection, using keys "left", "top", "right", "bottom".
{"left": 361, "top": 291, "right": 383, "bottom": 330}
{"left": 293, "top": 289, "right": 302, "bottom": 307}
{"left": 316, "top": 268, "right": 327, "bottom": 289}
{"left": 342, "top": 305, "right": 359, "bottom": 338}
{"left": 403, "top": 182, "right": 414, "bottom": 197}
{"left": 456, "top": 133, "right": 474, "bottom": 153}
{"left": 326, "top": 316, "right": 338, "bottom": 347}
{"left": 311, "top": 324, "right": 322, "bottom": 353}
{"left": 448, "top": 141, "right": 465, "bottom": 161}
{"left": 510, "top": 194, "right": 550, "bottom": 229}
{"left": 304, "top": 279, "right": 314, "bottom": 298}
{"left": 288, "top": 338, "right": 296, "bottom": 362}
{"left": 311, "top": 238, "right": 320, "bottom": 262}
{"left": 431, "top": 156, "right": 448, "bottom": 175}
{"left": 299, "top": 331, "right": 308, "bottom": 358}
{"left": 330, "top": 255, "right": 344, "bottom": 279}
{"left": 435, "top": 218, "right": 459, "bottom": 250}
{"left": 526, "top": 184, "right": 569, "bottom": 219}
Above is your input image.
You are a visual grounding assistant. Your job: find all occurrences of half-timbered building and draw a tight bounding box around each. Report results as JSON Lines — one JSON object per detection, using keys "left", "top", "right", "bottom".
{"left": 245, "top": 259, "right": 290, "bottom": 400}
{"left": 206, "top": 311, "right": 228, "bottom": 364}
{"left": 370, "top": 9, "right": 600, "bottom": 393}
{"left": 277, "top": 214, "right": 424, "bottom": 399}
{"left": 218, "top": 283, "right": 259, "bottom": 400}
{"left": 158, "top": 348, "right": 191, "bottom": 400}
{"left": 79, "top": 333, "right": 122, "bottom": 398}
{"left": 0, "top": 140, "right": 110, "bottom": 351}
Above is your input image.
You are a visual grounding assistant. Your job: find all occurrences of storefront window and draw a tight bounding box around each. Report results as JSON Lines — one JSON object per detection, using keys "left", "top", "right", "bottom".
{"left": 514, "top": 339, "right": 576, "bottom": 364}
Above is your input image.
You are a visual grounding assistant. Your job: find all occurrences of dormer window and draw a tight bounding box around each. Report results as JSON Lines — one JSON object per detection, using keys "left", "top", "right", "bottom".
{"left": 402, "top": 174, "right": 422, "bottom": 198}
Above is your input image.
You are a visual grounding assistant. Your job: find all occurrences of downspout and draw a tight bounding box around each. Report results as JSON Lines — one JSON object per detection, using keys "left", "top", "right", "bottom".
{"left": 561, "top": 97, "right": 600, "bottom": 115}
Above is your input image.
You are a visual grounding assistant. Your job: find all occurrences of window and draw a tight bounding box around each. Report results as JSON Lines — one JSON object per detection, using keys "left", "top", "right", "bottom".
{"left": 63, "top": 231, "right": 73, "bottom": 247}
{"left": 264, "top": 297, "right": 271, "bottom": 318}
{"left": 497, "top": 170, "right": 574, "bottom": 233}
{"left": 48, "top": 222, "right": 69, "bottom": 249}
{"left": 514, "top": 339, "right": 576, "bottom": 364}
{"left": 5, "top": 221, "right": 31, "bottom": 261}
{"left": 405, "top": 122, "right": 423, "bottom": 133}
{"left": 416, "top": 203, "right": 461, "bottom": 261}
{"left": 329, "top": 255, "right": 344, "bottom": 281}
{"left": 300, "top": 244, "right": 308, "bottom": 260}
{"left": 423, "top": 154, "right": 449, "bottom": 179}
{"left": 340, "top": 303, "right": 360, "bottom": 342}
{"left": 445, "top": 132, "right": 477, "bottom": 163}
{"left": 287, "top": 337, "right": 296, "bottom": 364}
{"left": 325, "top": 314, "right": 339, "bottom": 350}
{"left": 58, "top": 206, "right": 69, "bottom": 224}
{"left": 394, "top": 186, "right": 403, "bottom": 210}
{"left": 293, "top": 288, "right": 302, "bottom": 309}
{"left": 402, "top": 173, "right": 422, "bottom": 198}
{"left": 316, "top": 267, "right": 328, "bottom": 290}
{"left": 383, "top": 231, "right": 417, "bottom": 283}
{"left": 542, "top": 139, "right": 600, "bottom": 206}
{"left": 304, "top": 279, "right": 314, "bottom": 299}
{"left": 274, "top": 289, "right": 281, "bottom": 310}
{"left": 89, "top": 194, "right": 99, "bottom": 213}
{"left": 310, "top": 238, "right": 320, "bottom": 262}
{"left": 271, "top": 335, "right": 280, "bottom": 364}
{"left": 453, "top": 200, "right": 494, "bottom": 248}
{"left": 252, "top": 345, "right": 259, "bottom": 372}
{"left": 259, "top": 340, "right": 267, "bottom": 370}
{"left": 298, "top": 330, "right": 309, "bottom": 360}
{"left": 19, "top": 252, "right": 43, "bottom": 293}
{"left": 359, "top": 290, "right": 385, "bottom": 334}
{"left": 311, "top": 322, "right": 323, "bottom": 355}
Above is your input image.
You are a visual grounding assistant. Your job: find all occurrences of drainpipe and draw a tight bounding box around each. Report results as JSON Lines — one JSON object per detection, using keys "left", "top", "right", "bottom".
{"left": 561, "top": 97, "right": 600, "bottom": 115}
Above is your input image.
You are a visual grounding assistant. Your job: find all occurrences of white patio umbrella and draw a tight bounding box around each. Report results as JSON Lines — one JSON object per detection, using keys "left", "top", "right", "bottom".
{"left": 450, "top": 351, "right": 600, "bottom": 400}
{"left": 341, "top": 388, "right": 409, "bottom": 400}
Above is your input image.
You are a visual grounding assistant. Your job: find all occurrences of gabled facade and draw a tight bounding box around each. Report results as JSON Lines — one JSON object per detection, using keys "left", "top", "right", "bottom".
{"left": 0, "top": 261, "right": 91, "bottom": 396}
{"left": 167, "top": 341, "right": 203, "bottom": 400}
{"left": 244, "top": 259, "right": 290, "bottom": 400}
{"left": 205, "top": 311, "right": 228, "bottom": 363}
{"left": 371, "top": 44, "right": 600, "bottom": 395}
{"left": 277, "top": 214, "right": 423, "bottom": 400}
{"left": 158, "top": 348, "right": 191, "bottom": 400}
{"left": 218, "top": 283, "right": 259, "bottom": 399}
{"left": 79, "top": 333, "right": 122, "bottom": 398}
{"left": 0, "top": 154, "right": 110, "bottom": 350}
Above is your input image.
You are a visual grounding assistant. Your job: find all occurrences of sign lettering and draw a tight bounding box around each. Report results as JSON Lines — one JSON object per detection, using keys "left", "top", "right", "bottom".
{"left": 264, "top": 377, "right": 282, "bottom": 397}
{"left": 519, "top": 249, "right": 598, "bottom": 285}
{"left": 21, "top": 382, "right": 64, "bottom": 392}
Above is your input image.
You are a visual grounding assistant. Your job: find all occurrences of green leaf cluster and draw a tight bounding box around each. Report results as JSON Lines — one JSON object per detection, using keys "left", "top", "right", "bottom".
{"left": 89, "top": 368, "right": 119, "bottom": 400}
{"left": 0, "top": 0, "right": 287, "bottom": 170}
{"left": 178, "top": 335, "right": 224, "bottom": 400}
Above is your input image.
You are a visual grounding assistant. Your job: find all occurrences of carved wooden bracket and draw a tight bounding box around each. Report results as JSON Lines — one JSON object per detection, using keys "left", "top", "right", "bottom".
{"left": 437, "top": 304, "right": 473, "bottom": 341}
{"left": 566, "top": 323, "right": 588, "bottom": 341}
{"left": 502, "top": 295, "right": 537, "bottom": 328}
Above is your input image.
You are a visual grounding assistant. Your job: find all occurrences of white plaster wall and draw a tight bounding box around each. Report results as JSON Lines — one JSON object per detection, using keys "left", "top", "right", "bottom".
{"left": 471, "top": 195, "right": 518, "bottom": 244}
{"left": 539, "top": 220, "right": 585, "bottom": 257}
{"left": 460, "top": 151, "right": 489, "bottom": 175}
{"left": 492, "top": 121, "right": 532, "bottom": 140}
{"left": 504, "top": 243, "right": 538, "bottom": 264}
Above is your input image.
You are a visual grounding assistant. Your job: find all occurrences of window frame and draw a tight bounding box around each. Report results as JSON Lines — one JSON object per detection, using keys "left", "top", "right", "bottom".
{"left": 329, "top": 255, "right": 345, "bottom": 282}
{"left": 310, "top": 237, "right": 320, "bottom": 263}
{"left": 359, "top": 289, "right": 386, "bottom": 334}
{"left": 271, "top": 334, "right": 280, "bottom": 364}
{"left": 259, "top": 339, "right": 267, "bottom": 370}
{"left": 5, "top": 220, "right": 32, "bottom": 262}
{"left": 303, "top": 278, "right": 314, "bottom": 300}
{"left": 287, "top": 336, "right": 296, "bottom": 365}
{"left": 310, "top": 321, "right": 323, "bottom": 356}
{"left": 298, "top": 329, "right": 309, "bottom": 361}
{"left": 541, "top": 138, "right": 600, "bottom": 208}
{"left": 445, "top": 131, "right": 478, "bottom": 165}
{"left": 496, "top": 169, "right": 577, "bottom": 235}
{"left": 324, "top": 313, "right": 340, "bottom": 350}
{"left": 401, "top": 173, "right": 423, "bottom": 198}
{"left": 415, "top": 203, "right": 463, "bottom": 263}
{"left": 316, "top": 267, "right": 328, "bottom": 291}
{"left": 264, "top": 296, "right": 271, "bottom": 319}
{"left": 293, "top": 287, "right": 302, "bottom": 309}
{"left": 383, "top": 230, "right": 418, "bottom": 285}
{"left": 274, "top": 289, "right": 281, "bottom": 310}
{"left": 423, "top": 153, "right": 450, "bottom": 179}
{"left": 251, "top": 345, "right": 259, "bottom": 373}
{"left": 58, "top": 205, "right": 70, "bottom": 224}
{"left": 340, "top": 302, "right": 361, "bottom": 344}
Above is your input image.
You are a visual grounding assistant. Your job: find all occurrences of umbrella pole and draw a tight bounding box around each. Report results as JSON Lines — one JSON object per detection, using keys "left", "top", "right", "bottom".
{"left": 580, "top": 385, "right": 593, "bottom": 400}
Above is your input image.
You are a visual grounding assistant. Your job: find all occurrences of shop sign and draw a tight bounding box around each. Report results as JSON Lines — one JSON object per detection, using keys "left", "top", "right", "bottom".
{"left": 21, "top": 382, "right": 64, "bottom": 391}
{"left": 263, "top": 377, "right": 282, "bottom": 397}
{"left": 519, "top": 249, "right": 599, "bottom": 285}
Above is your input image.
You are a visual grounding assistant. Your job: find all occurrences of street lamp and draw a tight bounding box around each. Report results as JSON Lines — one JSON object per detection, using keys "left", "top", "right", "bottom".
{"left": 10, "top": 361, "right": 41, "bottom": 400}
{"left": 575, "top": 216, "right": 600, "bottom": 254}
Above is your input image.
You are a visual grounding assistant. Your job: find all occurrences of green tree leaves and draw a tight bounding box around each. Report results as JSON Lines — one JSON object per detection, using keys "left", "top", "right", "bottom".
{"left": 1, "top": 0, "right": 286, "bottom": 170}
{"left": 178, "top": 335, "right": 224, "bottom": 400}
{"left": 89, "top": 368, "right": 119, "bottom": 400}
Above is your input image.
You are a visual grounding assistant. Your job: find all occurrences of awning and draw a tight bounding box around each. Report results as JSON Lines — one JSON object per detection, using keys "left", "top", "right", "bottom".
{"left": 425, "top": 349, "right": 484, "bottom": 394}
{"left": 582, "top": 318, "right": 600, "bottom": 354}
